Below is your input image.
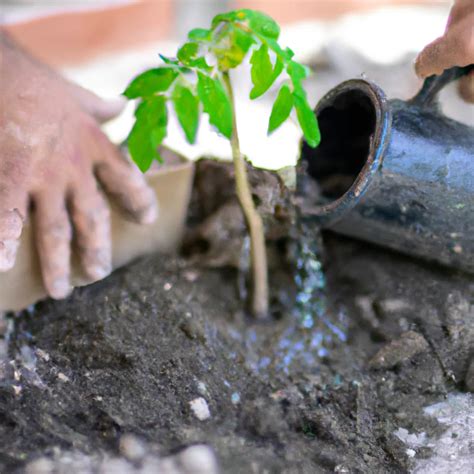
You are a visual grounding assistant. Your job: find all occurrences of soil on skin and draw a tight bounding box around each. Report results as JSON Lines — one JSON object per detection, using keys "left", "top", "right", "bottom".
{"left": 1, "top": 164, "right": 473, "bottom": 474}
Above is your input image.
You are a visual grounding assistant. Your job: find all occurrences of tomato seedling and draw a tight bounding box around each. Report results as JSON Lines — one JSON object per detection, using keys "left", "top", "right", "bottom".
{"left": 124, "top": 9, "right": 320, "bottom": 317}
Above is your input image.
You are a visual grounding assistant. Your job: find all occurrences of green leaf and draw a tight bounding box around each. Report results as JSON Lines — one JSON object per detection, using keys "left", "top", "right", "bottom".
{"left": 177, "top": 41, "right": 212, "bottom": 71}
{"left": 287, "top": 60, "right": 310, "bottom": 91}
{"left": 160, "top": 54, "right": 179, "bottom": 65}
{"left": 211, "top": 11, "right": 240, "bottom": 29}
{"left": 268, "top": 84, "right": 293, "bottom": 133}
{"left": 127, "top": 123, "right": 157, "bottom": 172}
{"left": 212, "top": 10, "right": 280, "bottom": 40}
{"left": 214, "top": 25, "right": 255, "bottom": 70}
{"left": 249, "top": 43, "right": 283, "bottom": 99}
{"left": 188, "top": 28, "right": 212, "bottom": 42}
{"left": 177, "top": 42, "right": 199, "bottom": 64}
{"left": 197, "top": 72, "right": 232, "bottom": 139}
{"left": 172, "top": 83, "right": 200, "bottom": 144}
{"left": 123, "top": 68, "right": 178, "bottom": 99}
{"left": 134, "top": 95, "right": 167, "bottom": 127}
{"left": 293, "top": 91, "right": 320, "bottom": 148}
{"left": 242, "top": 10, "right": 280, "bottom": 40}
{"left": 150, "top": 127, "right": 167, "bottom": 150}
{"left": 233, "top": 26, "right": 255, "bottom": 53}
{"left": 128, "top": 96, "right": 168, "bottom": 171}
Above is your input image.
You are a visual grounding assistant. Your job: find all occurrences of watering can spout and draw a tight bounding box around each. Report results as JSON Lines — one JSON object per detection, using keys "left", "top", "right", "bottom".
{"left": 298, "top": 66, "right": 474, "bottom": 274}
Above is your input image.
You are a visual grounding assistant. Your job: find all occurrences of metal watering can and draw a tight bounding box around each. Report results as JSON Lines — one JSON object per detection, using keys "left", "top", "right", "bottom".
{"left": 298, "top": 66, "right": 474, "bottom": 274}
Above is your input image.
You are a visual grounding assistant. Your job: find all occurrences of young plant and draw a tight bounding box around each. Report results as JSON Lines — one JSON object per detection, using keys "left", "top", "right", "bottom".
{"left": 123, "top": 9, "right": 320, "bottom": 318}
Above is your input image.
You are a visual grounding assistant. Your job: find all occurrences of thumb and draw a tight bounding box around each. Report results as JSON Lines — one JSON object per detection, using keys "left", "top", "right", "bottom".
{"left": 69, "top": 82, "right": 126, "bottom": 123}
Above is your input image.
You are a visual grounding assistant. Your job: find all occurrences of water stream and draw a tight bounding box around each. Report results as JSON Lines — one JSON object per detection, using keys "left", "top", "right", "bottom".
{"left": 237, "top": 215, "right": 349, "bottom": 378}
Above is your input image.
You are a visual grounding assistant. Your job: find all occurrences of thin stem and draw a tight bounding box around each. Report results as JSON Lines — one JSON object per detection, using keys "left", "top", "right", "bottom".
{"left": 222, "top": 71, "right": 269, "bottom": 318}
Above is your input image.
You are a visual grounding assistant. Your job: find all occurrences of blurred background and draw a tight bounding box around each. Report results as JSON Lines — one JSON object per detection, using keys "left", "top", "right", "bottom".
{"left": 2, "top": 1, "right": 465, "bottom": 169}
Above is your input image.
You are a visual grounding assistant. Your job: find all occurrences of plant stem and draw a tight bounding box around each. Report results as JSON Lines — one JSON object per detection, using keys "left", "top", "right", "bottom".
{"left": 222, "top": 71, "right": 269, "bottom": 318}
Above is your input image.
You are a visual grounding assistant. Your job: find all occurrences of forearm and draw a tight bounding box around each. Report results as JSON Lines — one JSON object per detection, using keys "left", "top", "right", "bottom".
{"left": 1, "top": 27, "right": 56, "bottom": 78}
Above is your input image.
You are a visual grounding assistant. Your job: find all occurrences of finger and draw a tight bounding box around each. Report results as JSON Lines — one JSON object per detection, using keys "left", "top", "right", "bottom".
{"left": 0, "top": 209, "right": 24, "bottom": 241}
{"left": 415, "top": 34, "right": 469, "bottom": 78}
{"left": 0, "top": 240, "right": 20, "bottom": 272}
{"left": 68, "top": 82, "right": 126, "bottom": 123}
{"left": 458, "top": 70, "right": 474, "bottom": 103}
{"left": 0, "top": 192, "right": 28, "bottom": 271}
{"left": 33, "top": 193, "right": 72, "bottom": 299}
{"left": 69, "top": 182, "right": 112, "bottom": 282}
{"left": 94, "top": 139, "right": 158, "bottom": 224}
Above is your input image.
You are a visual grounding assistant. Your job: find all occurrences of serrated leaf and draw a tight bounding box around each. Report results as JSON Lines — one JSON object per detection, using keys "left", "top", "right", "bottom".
{"left": 123, "top": 68, "right": 178, "bottom": 99}
{"left": 150, "top": 127, "right": 167, "bottom": 150}
{"left": 285, "top": 47, "right": 295, "bottom": 60}
{"left": 135, "top": 95, "right": 167, "bottom": 127}
{"left": 128, "top": 123, "right": 159, "bottom": 172}
{"left": 128, "top": 96, "right": 168, "bottom": 171}
{"left": 213, "top": 24, "right": 254, "bottom": 71}
{"left": 211, "top": 11, "right": 240, "bottom": 29}
{"left": 212, "top": 10, "right": 280, "bottom": 40}
{"left": 262, "top": 38, "right": 294, "bottom": 67}
{"left": 176, "top": 42, "right": 212, "bottom": 71}
{"left": 293, "top": 91, "right": 320, "bottom": 148}
{"left": 242, "top": 9, "right": 280, "bottom": 39}
{"left": 197, "top": 72, "right": 232, "bottom": 139}
{"left": 188, "top": 28, "right": 212, "bottom": 42}
{"left": 249, "top": 43, "right": 283, "bottom": 100}
{"left": 287, "top": 60, "right": 310, "bottom": 91}
{"left": 160, "top": 54, "right": 179, "bottom": 65}
{"left": 172, "top": 83, "right": 200, "bottom": 144}
{"left": 177, "top": 42, "right": 199, "bottom": 64}
{"left": 268, "top": 84, "right": 293, "bottom": 133}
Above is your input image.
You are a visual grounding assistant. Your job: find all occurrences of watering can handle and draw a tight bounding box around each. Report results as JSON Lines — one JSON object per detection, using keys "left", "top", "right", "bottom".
{"left": 410, "top": 64, "right": 474, "bottom": 108}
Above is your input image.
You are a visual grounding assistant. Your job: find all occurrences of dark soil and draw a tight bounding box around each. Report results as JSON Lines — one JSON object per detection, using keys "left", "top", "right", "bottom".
{"left": 1, "top": 163, "right": 473, "bottom": 474}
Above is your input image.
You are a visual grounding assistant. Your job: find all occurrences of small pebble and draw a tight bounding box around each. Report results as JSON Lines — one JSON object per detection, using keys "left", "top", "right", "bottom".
{"left": 183, "top": 270, "right": 199, "bottom": 282}
{"left": 24, "top": 457, "right": 54, "bottom": 474}
{"left": 334, "top": 464, "right": 350, "bottom": 473}
{"left": 406, "top": 449, "right": 416, "bottom": 458}
{"left": 231, "top": 392, "right": 240, "bottom": 405}
{"left": 36, "top": 349, "right": 50, "bottom": 362}
{"left": 141, "top": 455, "right": 164, "bottom": 474}
{"left": 177, "top": 445, "right": 219, "bottom": 474}
{"left": 99, "top": 457, "right": 132, "bottom": 474}
{"left": 369, "top": 331, "right": 429, "bottom": 370}
{"left": 189, "top": 397, "right": 211, "bottom": 421}
{"left": 197, "top": 381, "right": 209, "bottom": 397}
{"left": 119, "top": 434, "right": 147, "bottom": 462}
{"left": 57, "top": 373, "right": 70, "bottom": 383}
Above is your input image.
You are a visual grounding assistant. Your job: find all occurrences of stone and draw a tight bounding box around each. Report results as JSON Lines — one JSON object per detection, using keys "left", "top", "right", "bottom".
{"left": 369, "top": 331, "right": 429, "bottom": 370}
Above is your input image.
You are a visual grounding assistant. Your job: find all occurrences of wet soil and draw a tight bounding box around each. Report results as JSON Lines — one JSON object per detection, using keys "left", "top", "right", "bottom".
{"left": 1, "top": 165, "right": 473, "bottom": 474}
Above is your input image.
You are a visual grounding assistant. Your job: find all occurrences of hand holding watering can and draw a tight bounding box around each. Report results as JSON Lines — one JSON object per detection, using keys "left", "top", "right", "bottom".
{"left": 298, "top": 0, "right": 473, "bottom": 273}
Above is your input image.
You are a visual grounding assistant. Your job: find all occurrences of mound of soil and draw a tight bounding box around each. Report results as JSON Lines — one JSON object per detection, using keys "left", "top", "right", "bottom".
{"left": 1, "top": 163, "right": 472, "bottom": 474}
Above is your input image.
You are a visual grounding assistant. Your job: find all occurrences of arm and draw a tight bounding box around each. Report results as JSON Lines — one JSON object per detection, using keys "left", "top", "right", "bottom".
{"left": 0, "top": 29, "right": 157, "bottom": 298}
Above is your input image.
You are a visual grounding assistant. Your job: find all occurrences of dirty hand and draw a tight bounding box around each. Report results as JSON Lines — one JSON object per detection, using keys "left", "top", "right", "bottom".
{"left": 415, "top": 0, "right": 474, "bottom": 102}
{"left": 0, "top": 31, "right": 157, "bottom": 299}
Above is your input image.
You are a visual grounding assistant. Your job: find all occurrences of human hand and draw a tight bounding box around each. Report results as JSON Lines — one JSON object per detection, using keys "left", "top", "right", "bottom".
{"left": 415, "top": 0, "right": 474, "bottom": 102}
{"left": 0, "top": 32, "right": 157, "bottom": 299}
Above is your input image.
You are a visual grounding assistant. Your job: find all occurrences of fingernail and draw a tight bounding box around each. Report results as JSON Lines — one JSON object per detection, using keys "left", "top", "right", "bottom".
{"left": 0, "top": 240, "right": 19, "bottom": 271}
{"left": 50, "top": 278, "right": 72, "bottom": 299}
